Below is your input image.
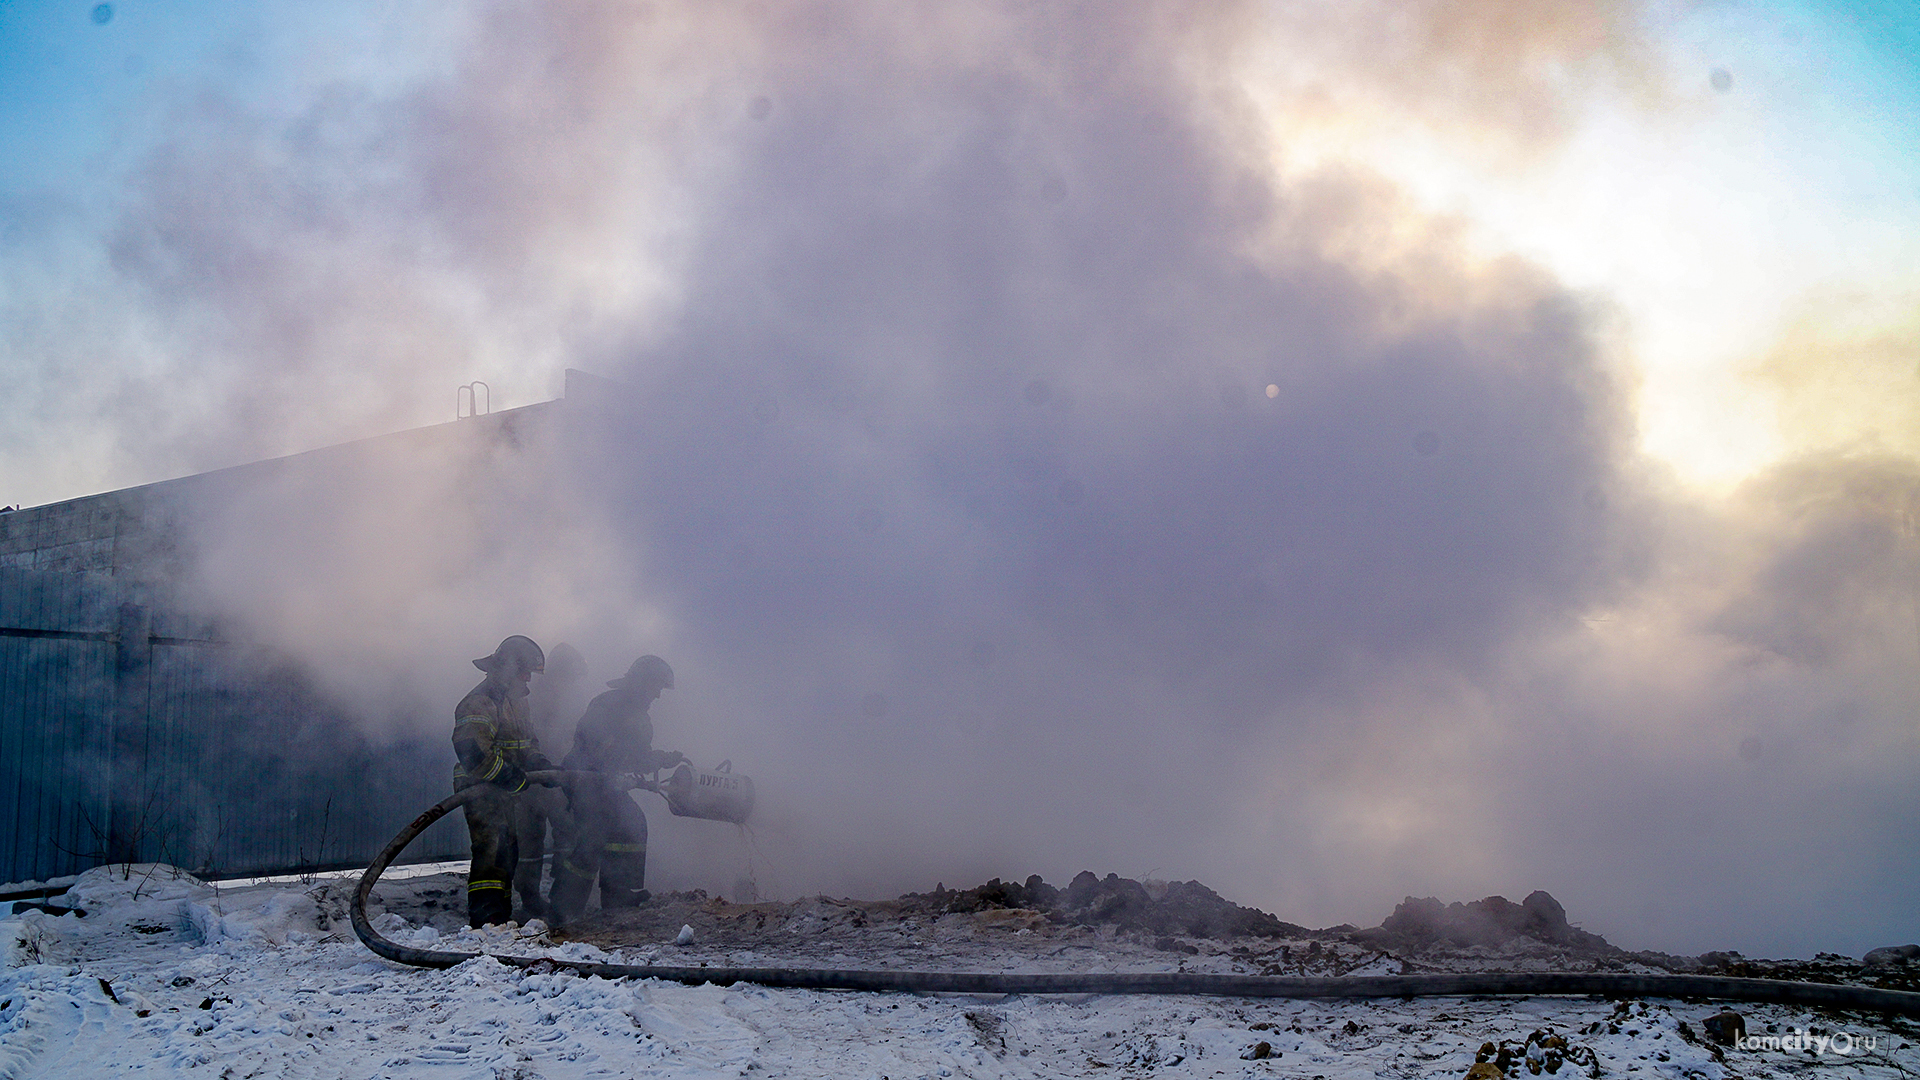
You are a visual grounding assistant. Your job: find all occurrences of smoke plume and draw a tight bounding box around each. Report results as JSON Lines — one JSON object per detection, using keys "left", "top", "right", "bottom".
{"left": 5, "top": 0, "right": 1915, "bottom": 957}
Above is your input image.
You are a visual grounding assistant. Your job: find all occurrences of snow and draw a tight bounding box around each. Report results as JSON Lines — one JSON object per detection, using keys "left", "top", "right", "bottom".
{"left": 0, "top": 880, "right": 79, "bottom": 902}
{"left": 1, "top": 864, "right": 1915, "bottom": 1079}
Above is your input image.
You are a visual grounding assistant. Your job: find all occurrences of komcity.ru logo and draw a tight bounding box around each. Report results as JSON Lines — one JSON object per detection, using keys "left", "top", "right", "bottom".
{"left": 1738, "top": 1029, "right": 1877, "bottom": 1056}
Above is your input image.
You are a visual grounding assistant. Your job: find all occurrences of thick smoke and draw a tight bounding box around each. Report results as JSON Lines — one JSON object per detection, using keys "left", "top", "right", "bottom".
{"left": 545, "top": 2, "right": 1644, "bottom": 917}
{"left": 11, "top": 0, "right": 1915, "bottom": 956}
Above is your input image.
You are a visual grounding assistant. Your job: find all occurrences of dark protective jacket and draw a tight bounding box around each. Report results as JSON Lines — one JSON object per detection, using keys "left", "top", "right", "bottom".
{"left": 452, "top": 676, "right": 553, "bottom": 792}
{"left": 562, "top": 689, "right": 679, "bottom": 775}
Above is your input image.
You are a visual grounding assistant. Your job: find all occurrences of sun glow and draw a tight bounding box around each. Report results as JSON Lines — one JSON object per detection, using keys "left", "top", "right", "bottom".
{"left": 1236, "top": 7, "right": 1920, "bottom": 494}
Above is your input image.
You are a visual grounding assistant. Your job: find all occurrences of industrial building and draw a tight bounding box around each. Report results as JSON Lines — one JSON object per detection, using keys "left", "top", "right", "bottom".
{"left": 0, "top": 379, "right": 600, "bottom": 886}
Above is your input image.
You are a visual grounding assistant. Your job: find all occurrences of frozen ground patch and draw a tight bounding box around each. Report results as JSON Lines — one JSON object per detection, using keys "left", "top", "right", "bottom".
{"left": 0, "top": 865, "right": 1915, "bottom": 1079}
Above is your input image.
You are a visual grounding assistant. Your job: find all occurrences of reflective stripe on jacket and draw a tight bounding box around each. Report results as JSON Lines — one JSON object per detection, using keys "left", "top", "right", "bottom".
{"left": 452, "top": 677, "right": 550, "bottom": 790}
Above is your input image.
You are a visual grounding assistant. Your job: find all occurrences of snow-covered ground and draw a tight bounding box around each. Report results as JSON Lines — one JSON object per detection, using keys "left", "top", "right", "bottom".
{"left": 2, "top": 863, "right": 1915, "bottom": 1079}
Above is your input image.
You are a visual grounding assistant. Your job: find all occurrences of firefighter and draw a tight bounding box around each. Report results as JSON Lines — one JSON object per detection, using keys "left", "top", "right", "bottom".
{"left": 516, "top": 642, "right": 589, "bottom": 921}
{"left": 453, "top": 635, "right": 555, "bottom": 927}
{"left": 548, "top": 654, "right": 686, "bottom": 924}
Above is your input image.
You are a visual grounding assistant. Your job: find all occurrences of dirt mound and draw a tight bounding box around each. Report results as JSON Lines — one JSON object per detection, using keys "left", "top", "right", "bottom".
{"left": 1362, "top": 891, "right": 1613, "bottom": 952}
{"left": 1679, "top": 950, "right": 1920, "bottom": 993}
{"left": 900, "top": 871, "right": 1311, "bottom": 940}
{"left": 530, "top": 876, "right": 1916, "bottom": 990}
{"left": 546, "top": 872, "right": 1390, "bottom": 975}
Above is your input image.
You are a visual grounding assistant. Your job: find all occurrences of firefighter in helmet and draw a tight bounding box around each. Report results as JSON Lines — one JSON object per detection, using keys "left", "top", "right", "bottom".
{"left": 453, "top": 635, "right": 556, "bottom": 927}
{"left": 548, "top": 654, "right": 686, "bottom": 924}
{"left": 517, "top": 642, "right": 588, "bottom": 921}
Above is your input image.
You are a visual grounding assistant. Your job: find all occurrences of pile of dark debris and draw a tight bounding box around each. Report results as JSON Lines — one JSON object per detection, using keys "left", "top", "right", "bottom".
{"left": 917, "top": 874, "right": 1920, "bottom": 987}
{"left": 550, "top": 869, "right": 1919, "bottom": 990}
{"left": 1358, "top": 891, "right": 1608, "bottom": 952}
{"left": 900, "top": 871, "right": 1310, "bottom": 943}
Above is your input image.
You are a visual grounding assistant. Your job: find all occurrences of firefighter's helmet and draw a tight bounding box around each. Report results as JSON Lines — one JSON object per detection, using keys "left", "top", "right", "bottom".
{"left": 544, "top": 641, "right": 587, "bottom": 682}
{"left": 608, "top": 654, "right": 673, "bottom": 690}
{"left": 473, "top": 635, "right": 546, "bottom": 676}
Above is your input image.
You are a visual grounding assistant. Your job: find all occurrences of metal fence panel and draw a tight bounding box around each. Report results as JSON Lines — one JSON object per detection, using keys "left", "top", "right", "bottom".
{"left": 0, "top": 634, "right": 115, "bottom": 880}
{"left": 0, "top": 567, "right": 467, "bottom": 884}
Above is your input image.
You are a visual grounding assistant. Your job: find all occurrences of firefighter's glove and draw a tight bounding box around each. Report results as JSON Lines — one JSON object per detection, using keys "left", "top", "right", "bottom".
{"left": 657, "top": 750, "right": 688, "bottom": 769}
{"left": 523, "top": 755, "right": 560, "bottom": 786}
{"left": 493, "top": 762, "right": 530, "bottom": 793}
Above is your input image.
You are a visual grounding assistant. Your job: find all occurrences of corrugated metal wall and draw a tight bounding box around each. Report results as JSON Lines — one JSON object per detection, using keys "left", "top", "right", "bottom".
{"left": 0, "top": 567, "right": 467, "bottom": 883}
{"left": 0, "top": 568, "right": 116, "bottom": 883}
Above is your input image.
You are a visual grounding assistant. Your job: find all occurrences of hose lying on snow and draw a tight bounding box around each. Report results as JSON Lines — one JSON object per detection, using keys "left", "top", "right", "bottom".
{"left": 353, "top": 775, "right": 1920, "bottom": 1016}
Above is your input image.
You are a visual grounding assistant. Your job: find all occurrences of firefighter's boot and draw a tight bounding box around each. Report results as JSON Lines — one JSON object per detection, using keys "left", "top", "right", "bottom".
{"left": 513, "top": 858, "right": 550, "bottom": 922}
{"left": 548, "top": 859, "right": 596, "bottom": 925}
{"left": 600, "top": 843, "right": 649, "bottom": 909}
{"left": 467, "top": 877, "right": 512, "bottom": 928}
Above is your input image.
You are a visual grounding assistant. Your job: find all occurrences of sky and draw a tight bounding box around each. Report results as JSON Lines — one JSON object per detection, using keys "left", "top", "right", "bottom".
{"left": 1, "top": 0, "right": 1917, "bottom": 959}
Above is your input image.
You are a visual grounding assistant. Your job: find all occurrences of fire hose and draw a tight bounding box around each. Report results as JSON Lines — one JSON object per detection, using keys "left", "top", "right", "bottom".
{"left": 352, "top": 773, "right": 1920, "bottom": 1016}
